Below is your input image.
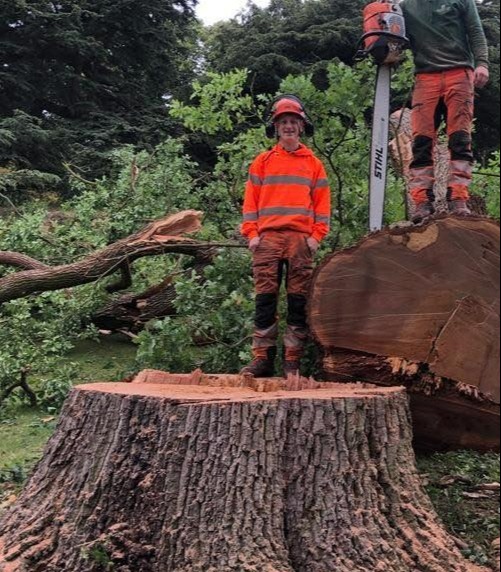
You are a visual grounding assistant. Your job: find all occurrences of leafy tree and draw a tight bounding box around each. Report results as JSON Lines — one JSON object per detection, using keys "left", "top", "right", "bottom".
{"left": 0, "top": 137, "right": 197, "bottom": 408}
{"left": 203, "top": 0, "right": 366, "bottom": 94}
{"left": 476, "top": 0, "right": 501, "bottom": 160}
{"left": 202, "top": 0, "right": 500, "bottom": 159}
{"left": 0, "top": 0, "right": 198, "bottom": 193}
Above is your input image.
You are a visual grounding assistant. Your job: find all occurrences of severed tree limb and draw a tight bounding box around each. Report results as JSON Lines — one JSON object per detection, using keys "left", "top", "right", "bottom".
{"left": 0, "top": 252, "right": 49, "bottom": 271}
{"left": 105, "top": 261, "right": 133, "bottom": 294}
{"left": 0, "top": 210, "right": 228, "bottom": 304}
{"left": 0, "top": 368, "right": 37, "bottom": 407}
{"left": 92, "top": 249, "right": 216, "bottom": 332}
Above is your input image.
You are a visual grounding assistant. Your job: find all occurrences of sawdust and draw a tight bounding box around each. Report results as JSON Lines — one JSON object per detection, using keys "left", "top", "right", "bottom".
{"left": 79, "top": 370, "right": 402, "bottom": 403}
{"left": 387, "top": 357, "right": 420, "bottom": 376}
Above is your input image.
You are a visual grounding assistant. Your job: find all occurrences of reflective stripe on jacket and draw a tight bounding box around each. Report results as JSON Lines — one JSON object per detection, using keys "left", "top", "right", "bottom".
{"left": 241, "top": 144, "right": 331, "bottom": 242}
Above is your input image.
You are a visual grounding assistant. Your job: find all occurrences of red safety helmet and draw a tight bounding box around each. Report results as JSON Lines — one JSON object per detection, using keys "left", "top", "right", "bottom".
{"left": 265, "top": 95, "right": 314, "bottom": 138}
{"left": 271, "top": 97, "right": 308, "bottom": 122}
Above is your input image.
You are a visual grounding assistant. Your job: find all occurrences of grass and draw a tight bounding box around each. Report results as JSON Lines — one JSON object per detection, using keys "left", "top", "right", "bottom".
{"left": 66, "top": 336, "right": 138, "bottom": 383}
{"left": 417, "top": 451, "right": 500, "bottom": 568}
{"left": 0, "top": 337, "right": 137, "bottom": 511}
{"left": 0, "top": 407, "right": 57, "bottom": 511}
{"left": 0, "top": 339, "right": 499, "bottom": 569}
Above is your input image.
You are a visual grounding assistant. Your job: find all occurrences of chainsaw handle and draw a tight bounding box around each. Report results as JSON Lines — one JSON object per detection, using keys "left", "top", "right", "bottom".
{"left": 354, "top": 31, "right": 409, "bottom": 62}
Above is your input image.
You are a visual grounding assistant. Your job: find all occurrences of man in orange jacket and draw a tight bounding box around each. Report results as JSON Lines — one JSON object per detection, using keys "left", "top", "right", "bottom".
{"left": 241, "top": 95, "right": 331, "bottom": 378}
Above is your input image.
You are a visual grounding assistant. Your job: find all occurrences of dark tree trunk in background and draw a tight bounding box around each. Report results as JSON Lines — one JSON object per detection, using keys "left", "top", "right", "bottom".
{"left": 310, "top": 215, "right": 500, "bottom": 452}
{"left": 0, "top": 372, "right": 489, "bottom": 572}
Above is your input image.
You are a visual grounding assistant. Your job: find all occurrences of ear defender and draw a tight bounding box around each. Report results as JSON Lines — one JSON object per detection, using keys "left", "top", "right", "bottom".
{"left": 265, "top": 94, "right": 315, "bottom": 139}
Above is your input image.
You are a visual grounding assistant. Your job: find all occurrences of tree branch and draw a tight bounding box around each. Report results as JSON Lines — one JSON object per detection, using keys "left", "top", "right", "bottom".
{"left": 0, "top": 210, "right": 220, "bottom": 304}
{"left": 0, "top": 252, "right": 49, "bottom": 271}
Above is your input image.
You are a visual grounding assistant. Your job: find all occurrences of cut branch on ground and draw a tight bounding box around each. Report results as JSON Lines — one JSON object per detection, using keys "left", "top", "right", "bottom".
{"left": 0, "top": 211, "right": 243, "bottom": 305}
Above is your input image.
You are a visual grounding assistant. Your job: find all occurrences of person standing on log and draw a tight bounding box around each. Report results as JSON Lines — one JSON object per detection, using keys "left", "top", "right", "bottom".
{"left": 401, "top": 0, "right": 490, "bottom": 223}
{"left": 240, "top": 95, "right": 331, "bottom": 378}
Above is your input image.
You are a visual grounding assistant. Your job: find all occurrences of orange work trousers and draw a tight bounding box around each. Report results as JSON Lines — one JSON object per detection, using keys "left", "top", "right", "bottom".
{"left": 252, "top": 231, "right": 314, "bottom": 361}
{"left": 409, "top": 67, "right": 475, "bottom": 205}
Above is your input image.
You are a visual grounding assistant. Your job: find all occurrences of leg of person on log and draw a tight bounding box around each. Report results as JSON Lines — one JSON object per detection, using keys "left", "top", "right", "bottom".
{"left": 0, "top": 376, "right": 489, "bottom": 572}
{"left": 244, "top": 231, "right": 315, "bottom": 377}
{"left": 240, "top": 96, "right": 331, "bottom": 377}
{"left": 402, "top": 0, "right": 490, "bottom": 223}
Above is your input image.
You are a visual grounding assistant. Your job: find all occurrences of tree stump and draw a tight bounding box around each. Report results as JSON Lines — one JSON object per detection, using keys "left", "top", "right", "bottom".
{"left": 310, "top": 215, "right": 500, "bottom": 452}
{"left": 0, "top": 371, "right": 488, "bottom": 572}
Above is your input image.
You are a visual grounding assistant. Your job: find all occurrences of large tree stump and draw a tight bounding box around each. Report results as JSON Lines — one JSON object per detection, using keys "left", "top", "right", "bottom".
{"left": 0, "top": 371, "right": 488, "bottom": 572}
{"left": 310, "top": 215, "right": 500, "bottom": 452}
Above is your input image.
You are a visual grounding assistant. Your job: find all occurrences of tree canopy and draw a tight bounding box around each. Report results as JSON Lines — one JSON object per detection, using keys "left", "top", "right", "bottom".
{"left": 0, "top": 0, "right": 198, "bottom": 191}
{"left": 203, "top": 0, "right": 500, "bottom": 157}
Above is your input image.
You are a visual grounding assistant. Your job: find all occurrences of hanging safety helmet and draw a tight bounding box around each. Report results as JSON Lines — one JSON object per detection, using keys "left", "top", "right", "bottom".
{"left": 265, "top": 95, "right": 315, "bottom": 138}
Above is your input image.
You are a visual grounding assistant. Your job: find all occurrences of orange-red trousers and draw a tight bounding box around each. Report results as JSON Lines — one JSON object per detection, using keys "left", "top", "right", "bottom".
{"left": 410, "top": 68, "right": 475, "bottom": 205}
{"left": 252, "top": 231, "right": 314, "bottom": 361}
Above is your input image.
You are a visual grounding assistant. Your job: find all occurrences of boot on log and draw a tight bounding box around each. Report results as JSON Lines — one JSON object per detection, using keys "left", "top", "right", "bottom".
{"left": 310, "top": 215, "right": 500, "bottom": 452}
{"left": 0, "top": 371, "right": 489, "bottom": 572}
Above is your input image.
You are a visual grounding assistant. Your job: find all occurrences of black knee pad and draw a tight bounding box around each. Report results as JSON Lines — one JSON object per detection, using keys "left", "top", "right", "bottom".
{"left": 449, "top": 131, "right": 473, "bottom": 162}
{"left": 287, "top": 294, "right": 308, "bottom": 328}
{"left": 411, "top": 136, "right": 434, "bottom": 169}
{"left": 255, "top": 293, "right": 278, "bottom": 329}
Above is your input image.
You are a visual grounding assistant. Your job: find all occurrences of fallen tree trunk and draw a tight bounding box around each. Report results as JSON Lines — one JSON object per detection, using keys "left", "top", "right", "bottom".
{"left": 310, "top": 215, "right": 500, "bottom": 452}
{"left": 0, "top": 371, "right": 488, "bottom": 572}
{"left": 0, "top": 210, "right": 209, "bottom": 304}
{"left": 92, "top": 250, "right": 215, "bottom": 332}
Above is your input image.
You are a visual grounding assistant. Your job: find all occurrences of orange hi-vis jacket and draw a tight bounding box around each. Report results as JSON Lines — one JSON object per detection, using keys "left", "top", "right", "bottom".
{"left": 241, "top": 144, "right": 331, "bottom": 242}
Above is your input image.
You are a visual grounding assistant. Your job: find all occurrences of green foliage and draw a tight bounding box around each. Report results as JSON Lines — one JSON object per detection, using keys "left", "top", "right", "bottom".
{"left": 417, "top": 451, "right": 500, "bottom": 567}
{"left": 171, "top": 70, "right": 255, "bottom": 134}
{"left": 0, "top": 292, "right": 99, "bottom": 408}
{"left": 0, "top": 0, "right": 199, "bottom": 193}
{"left": 137, "top": 250, "right": 254, "bottom": 373}
{"left": 473, "top": 151, "right": 501, "bottom": 218}
{"left": 476, "top": 0, "right": 501, "bottom": 159}
{"left": 0, "top": 136, "right": 196, "bottom": 407}
{"left": 82, "top": 543, "right": 114, "bottom": 570}
{"left": 203, "top": 0, "right": 367, "bottom": 94}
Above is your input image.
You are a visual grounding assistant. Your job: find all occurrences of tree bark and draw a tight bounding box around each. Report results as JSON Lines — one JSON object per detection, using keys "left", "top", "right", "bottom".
{"left": 310, "top": 215, "right": 500, "bottom": 452}
{"left": 0, "top": 210, "right": 209, "bottom": 304}
{"left": 321, "top": 349, "right": 500, "bottom": 452}
{"left": 92, "top": 251, "right": 215, "bottom": 332}
{"left": 0, "top": 372, "right": 489, "bottom": 572}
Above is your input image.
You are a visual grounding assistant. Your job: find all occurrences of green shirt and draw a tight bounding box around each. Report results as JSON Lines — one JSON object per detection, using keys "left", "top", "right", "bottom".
{"left": 401, "top": 0, "right": 489, "bottom": 73}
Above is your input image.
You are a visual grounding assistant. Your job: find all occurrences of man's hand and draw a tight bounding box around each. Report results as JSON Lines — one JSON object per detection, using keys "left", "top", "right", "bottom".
{"left": 474, "top": 66, "right": 490, "bottom": 89}
{"left": 249, "top": 237, "right": 261, "bottom": 253}
{"left": 306, "top": 237, "right": 320, "bottom": 255}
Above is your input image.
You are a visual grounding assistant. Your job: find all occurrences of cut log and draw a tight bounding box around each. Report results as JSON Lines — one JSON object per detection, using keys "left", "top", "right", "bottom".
{"left": 0, "top": 371, "right": 488, "bottom": 572}
{"left": 310, "top": 215, "right": 500, "bottom": 452}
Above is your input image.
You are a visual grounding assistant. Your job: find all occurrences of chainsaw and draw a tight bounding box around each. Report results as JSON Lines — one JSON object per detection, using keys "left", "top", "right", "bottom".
{"left": 357, "top": 0, "right": 408, "bottom": 232}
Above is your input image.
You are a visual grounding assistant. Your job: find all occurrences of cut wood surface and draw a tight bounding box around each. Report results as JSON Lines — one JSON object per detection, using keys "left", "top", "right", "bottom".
{"left": 310, "top": 215, "right": 500, "bottom": 452}
{"left": 0, "top": 371, "right": 489, "bottom": 572}
{"left": 321, "top": 350, "right": 500, "bottom": 452}
{"left": 310, "top": 215, "right": 500, "bottom": 402}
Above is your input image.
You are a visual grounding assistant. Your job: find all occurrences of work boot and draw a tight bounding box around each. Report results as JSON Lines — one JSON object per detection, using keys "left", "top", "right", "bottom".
{"left": 283, "top": 360, "right": 301, "bottom": 378}
{"left": 240, "top": 347, "right": 276, "bottom": 378}
{"left": 412, "top": 202, "right": 436, "bottom": 224}
{"left": 448, "top": 200, "right": 472, "bottom": 217}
